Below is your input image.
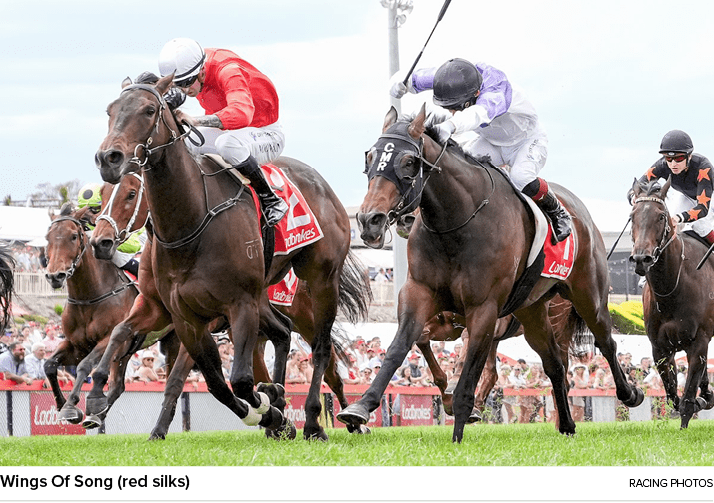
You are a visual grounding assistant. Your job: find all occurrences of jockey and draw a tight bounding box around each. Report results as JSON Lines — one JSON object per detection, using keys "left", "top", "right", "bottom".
{"left": 390, "top": 58, "right": 572, "bottom": 242}
{"left": 77, "top": 183, "right": 146, "bottom": 277}
{"left": 630, "top": 130, "right": 714, "bottom": 244}
{"left": 158, "top": 38, "right": 288, "bottom": 227}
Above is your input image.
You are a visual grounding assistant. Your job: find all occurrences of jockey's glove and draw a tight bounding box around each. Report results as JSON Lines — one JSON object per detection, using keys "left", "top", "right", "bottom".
{"left": 434, "top": 120, "right": 456, "bottom": 144}
{"left": 389, "top": 70, "right": 415, "bottom": 99}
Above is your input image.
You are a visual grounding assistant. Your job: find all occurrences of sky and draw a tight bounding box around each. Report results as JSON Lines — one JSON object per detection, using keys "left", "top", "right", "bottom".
{"left": 4, "top": 0, "right": 714, "bottom": 231}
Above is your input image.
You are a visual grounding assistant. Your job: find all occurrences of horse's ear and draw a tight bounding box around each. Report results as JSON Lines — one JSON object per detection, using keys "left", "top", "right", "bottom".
{"left": 408, "top": 103, "right": 427, "bottom": 140}
{"left": 59, "top": 202, "right": 73, "bottom": 216}
{"left": 661, "top": 175, "right": 672, "bottom": 198}
{"left": 121, "top": 77, "right": 132, "bottom": 89}
{"left": 156, "top": 73, "right": 174, "bottom": 96}
{"left": 382, "top": 106, "right": 398, "bottom": 133}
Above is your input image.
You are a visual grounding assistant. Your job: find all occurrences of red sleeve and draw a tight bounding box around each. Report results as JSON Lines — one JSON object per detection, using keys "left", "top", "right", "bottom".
{"left": 213, "top": 63, "right": 255, "bottom": 129}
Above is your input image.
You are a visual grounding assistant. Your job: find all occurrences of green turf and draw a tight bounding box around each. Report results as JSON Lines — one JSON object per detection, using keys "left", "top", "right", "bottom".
{"left": 3, "top": 419, "right": 713, "bottom": 466}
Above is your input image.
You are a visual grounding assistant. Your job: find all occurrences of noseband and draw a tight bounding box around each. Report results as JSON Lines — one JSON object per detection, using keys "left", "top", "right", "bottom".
{"left": 96, "top": 172, "right": 147, "bottom": 245}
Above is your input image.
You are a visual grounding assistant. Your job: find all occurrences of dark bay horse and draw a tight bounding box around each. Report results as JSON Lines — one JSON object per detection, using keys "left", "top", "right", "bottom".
{"left": 629, "top": 178, "right": 714, "bottom": 427}
{"left": 43, "top": 203, "right": 139, "bottom": 422}
{"left": 87, "top": 172, "right": 369, "bottom": 439}
{"left": 0, "top": 243, "right": 15, "bottom": 332}
{"left": 94, "top": 75, "right": 369, "bottom": 440}
{"left": 337, "top": 105, "right": 643, "bottom": 442}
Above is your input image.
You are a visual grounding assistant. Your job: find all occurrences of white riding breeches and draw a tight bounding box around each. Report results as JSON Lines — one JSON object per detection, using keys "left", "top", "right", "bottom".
{"left": 185, "top": 121, "right": 285, "bottom": 166}
{"left": 666, "top": 188, "right": 714, "bottom": 238}
{"left": 462, "top": 132, "right": 548, "bottom": 190}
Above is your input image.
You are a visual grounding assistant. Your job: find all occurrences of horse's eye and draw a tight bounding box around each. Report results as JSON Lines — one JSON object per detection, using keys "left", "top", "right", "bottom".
{"left": 128, "top": 190, "right": 137, "bottom": 201}
{"left": 146, "top": 106, "right": 156, "bottom": 116}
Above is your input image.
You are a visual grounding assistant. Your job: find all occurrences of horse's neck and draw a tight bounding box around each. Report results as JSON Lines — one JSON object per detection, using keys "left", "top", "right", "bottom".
{"left": 144, "top": 146, "right": 207, "bottom": 242}
{"left": 648, "top": 235, "right": 684, "bottom": 297}
{"left": 419, "top": 155, "right": 496, "bottom": 229}
{"left": 67, "top": 244, "right": 119, "bottom": 300}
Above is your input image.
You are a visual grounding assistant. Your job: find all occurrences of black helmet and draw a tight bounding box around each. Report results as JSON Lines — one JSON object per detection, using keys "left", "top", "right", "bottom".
{"left": 659, "top": 130, "right": 694, "bottom": 156}
{"left": 433, "top": 58, "right": 483, "bottom": 110}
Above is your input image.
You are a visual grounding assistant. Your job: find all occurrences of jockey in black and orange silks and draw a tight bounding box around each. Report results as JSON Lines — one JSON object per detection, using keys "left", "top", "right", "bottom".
{"left": 632, "top": 130, "right": 714, "bottom": 244}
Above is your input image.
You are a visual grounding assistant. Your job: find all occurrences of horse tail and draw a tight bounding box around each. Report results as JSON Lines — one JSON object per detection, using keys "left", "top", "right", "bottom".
{"left": 564, "top": 304, "right": 590, "bottom": 359}
{"left": 0, "top": 243, "right": 16, "bottom": 332}
{"left": 337, "top": 249, "right": 373, "bottom": 324}
{"left": 329, "top": 322, "right": 354, "bottom": 368}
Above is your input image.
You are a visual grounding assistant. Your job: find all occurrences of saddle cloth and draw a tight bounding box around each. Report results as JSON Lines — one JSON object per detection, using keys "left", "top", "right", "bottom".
{"left": 521, "top": 194, "right": 576, "bottom": 280}
{"left": 268, "top": 268, "right": 299, "bottom": 306}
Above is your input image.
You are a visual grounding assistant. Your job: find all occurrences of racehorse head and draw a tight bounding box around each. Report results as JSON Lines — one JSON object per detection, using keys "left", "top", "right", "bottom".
{"left": 44, "top": 203, "right": 93, "bottom": 289}
{"left": 629, "top": 176, "right": 674, "bottom": 276}
{"left": 90, "top": 173, "right": 148, "bottom": 260}
{"left": 357, "top": 104, "right": 433, "bottom": 248}
{"left": 95, "top": 74, "right": 179, "bottom": 184}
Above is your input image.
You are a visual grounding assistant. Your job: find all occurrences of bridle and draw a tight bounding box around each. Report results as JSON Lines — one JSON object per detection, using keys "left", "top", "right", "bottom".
{"left": 96, "top": 172, "right": 147, "bottom": 246}
{"left": 116, "top": 83, "right": 246, "bottom": 250}
{"left": 47, "top": 216, "right": 136, "bottom": 306}
{"left": 632, "top": 194, "right": 684, "bottom": 298}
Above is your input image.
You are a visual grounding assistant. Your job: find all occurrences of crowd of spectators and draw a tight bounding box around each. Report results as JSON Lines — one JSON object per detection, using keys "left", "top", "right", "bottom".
{"left": 7, "top": 243, "right": 43, "bottom": 273}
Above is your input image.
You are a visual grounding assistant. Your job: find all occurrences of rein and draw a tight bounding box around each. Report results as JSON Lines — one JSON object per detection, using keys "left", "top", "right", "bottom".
{"left": 632, "top": 195, "right": 684, "bottom": 298}
{"left": 120, "top": 84, "right": 247, "bottom": 250}
{"left": 48, "top": 217, "right": 136, "bottom": 305}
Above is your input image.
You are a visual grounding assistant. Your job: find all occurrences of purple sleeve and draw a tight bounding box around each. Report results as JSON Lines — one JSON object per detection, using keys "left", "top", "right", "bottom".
{"left": 410, "top": 67, "right": 437, "bottom": 93}
{"left": 474, "top": 63, "right": 512, "bottom": 120}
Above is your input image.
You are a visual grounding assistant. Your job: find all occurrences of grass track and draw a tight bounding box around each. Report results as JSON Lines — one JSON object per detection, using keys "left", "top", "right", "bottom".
{"left": 3, "top": 419, "right": 713, "bottom": 466}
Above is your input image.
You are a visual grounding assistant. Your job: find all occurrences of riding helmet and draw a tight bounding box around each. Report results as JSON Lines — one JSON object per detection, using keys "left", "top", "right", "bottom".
{"left": 659, "top": 130, "right": 694, "bottom": 156}
{"left": 77, "top": 183, "right": 102, "bottom": 209}
{"left": 433, "top": 58, "right": 483, "bottom": 110}
{"left": 158, "top": 38, "right": 206, "bottom": 87}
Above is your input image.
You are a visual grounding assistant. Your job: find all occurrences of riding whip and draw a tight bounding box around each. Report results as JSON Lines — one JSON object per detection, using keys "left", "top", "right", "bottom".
{"left": 606, "top": 217, "right": 630, "bottom": 260}
{"left": 402, "top": 0, "right": 453, "bottom": 86}
{"left": 696, "top": 241, "right": 714, "bottom": 270}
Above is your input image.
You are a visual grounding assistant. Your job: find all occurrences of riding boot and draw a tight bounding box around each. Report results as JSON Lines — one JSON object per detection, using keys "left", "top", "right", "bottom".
{"left": 234, "top": 156, "right": 288, "bottom": 226}
{"left": 120, "top": 258, "right": 140, "bottom": 278}
{"left": 536, "top": 189, "right": 572, "bottom": 242}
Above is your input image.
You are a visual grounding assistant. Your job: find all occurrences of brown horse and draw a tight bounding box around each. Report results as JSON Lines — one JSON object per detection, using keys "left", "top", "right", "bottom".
{"left": 337, "top": 105, "right": 643, "bottom": 442}
{"left": 94, "top": 75, "right": 369, "bottom": 440}
{"left": 629, "top": 178, "right": 714, "bottom": 427}
{"left": 422, "top": 295, "right": 583, "bottom": 424}
{"left": 87, "top": 172, "right": 369, "bottom": 438}
{"left": 42, "top": 203, "right": 140, "bottom": 422}
{"left": 0, "top": 243, "right": 14, "bottom": 333}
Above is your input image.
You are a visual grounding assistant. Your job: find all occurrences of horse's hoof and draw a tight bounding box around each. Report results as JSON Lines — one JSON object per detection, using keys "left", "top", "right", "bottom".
{"left": 85, "top": 396, "right": 109, "bottom": 416}
{"left": 148, "top": 430, "right": 166, "bottom": 441}
{"left": 702, "top": 393, "right": 714, "bottom": 410}
{"left": 346, "top": 423, "right": 371, "bottom": 435}
{"left": 257, "top": 382, "right": 286, "bottom": 410}
{"left": 623, "top": 387, "right": 645, "bottom": 408}
{"left": 442, "top": 393, "right": 454, "bottom": 416}
{"left": 81, "top": 415, "right": 102, "bottom": 429}
{"left": 265, "top": 418, "right": 297, "bottom": 441}
{"left": 336, "top": 403, "right": 370, "bottom": 427}
{"left": 304, "top": 427, "right": 329, "bottom": 442}
{"left": 695, "top": 396, "right": 707, "bottom": 411}
{"left": 58, "top": 405, "right": 84, "bottom": 425}
{"left": 466, "top": 408, "right": 482, "bottom": 424}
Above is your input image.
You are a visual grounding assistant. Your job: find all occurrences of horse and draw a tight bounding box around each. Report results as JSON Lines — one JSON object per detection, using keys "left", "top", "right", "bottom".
{"left": 422, "top": 295, "right": 583, "bottom": 425}
{"left": 94, "top": 74, "right": 370, "bottom": 441}
{"left": 337, "top": 105, "right": 643, "bottom": 442}
{"left": 87, "top": 171, "right": 369, "bottom": 439}
{"left": 629, "top": 178, "right": 714, "bottom": 427}
{"left": 0, "top": 242, "right": 15, "bottom": 332}
{"left": 42, "top": 203, "right": 143, "bottom": 422}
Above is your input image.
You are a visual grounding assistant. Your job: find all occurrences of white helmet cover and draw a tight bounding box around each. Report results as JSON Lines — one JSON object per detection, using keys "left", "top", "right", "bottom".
{"left": 158, "top": 38, "right": 206, "bottom": 83}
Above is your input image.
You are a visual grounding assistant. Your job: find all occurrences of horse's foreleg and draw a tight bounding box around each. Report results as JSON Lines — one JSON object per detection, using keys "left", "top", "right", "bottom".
{"left": 149, "top": 343, "right": 194, "bottom": 440}
{"left": 337, "top": 281, "right": 437, "bottom": 431}
{"left": 43, "top": 341, "right": 73, "bottom": 410}
{"left": 452, "top": 304, "right": 499, "bottom": 443}
{"left": 472, "top": 342, "right": 499, "bottom": 423}
{"left": 86, "top": 321, "right": 134, "bottom": 416}
{"left": 679, "top": 342, "right": 710, "bottom": 428}
{"left": 58, "top": 340, "right": 109, "bottom": 424}
{"left": 517, "top": 303, "right": 574, "bottom": 435}
{"left": 653, "top": 350, "right": 679, "bottom": 412}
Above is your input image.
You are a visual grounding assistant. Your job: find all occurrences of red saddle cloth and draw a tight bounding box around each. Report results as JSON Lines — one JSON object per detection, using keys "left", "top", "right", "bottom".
{"left": 541, "top": 225, "right": 575, "bottom": 280}
{"left": 268, "top": 268, "right": 298, "bottom": 306}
